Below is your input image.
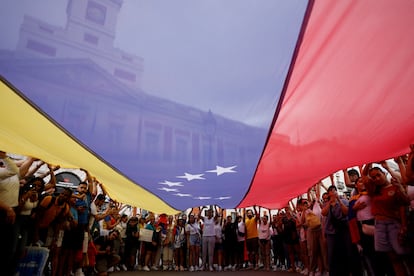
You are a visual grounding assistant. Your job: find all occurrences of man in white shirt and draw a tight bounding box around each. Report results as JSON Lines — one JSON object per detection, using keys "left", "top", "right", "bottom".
{"left": 0, "top": 151, "right": 21, "bottom": 275}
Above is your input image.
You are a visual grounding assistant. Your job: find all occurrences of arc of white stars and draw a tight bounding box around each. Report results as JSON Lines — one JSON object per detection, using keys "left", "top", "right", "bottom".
{"left": 194, "top": 196, "right": 211, "bottom": 200}
{"left": 215, "top": 196, "right": 231, "bottom": 200}
{"left": 174, "top": 193, "right": 192, "bottom": 197}
{"left": 176, "top": 172, "right": 205, "bottom": 181}
{"left": 158, "top": 180, "right": 183, "bottom": 187}
{"left": 206, "top": 165, "right": 237, "bottom": 176}
{"left": 158, "top": 187, "right": 179, "bottom": 192}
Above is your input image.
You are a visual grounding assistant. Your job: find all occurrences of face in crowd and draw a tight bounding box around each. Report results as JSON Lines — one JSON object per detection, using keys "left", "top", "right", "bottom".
{"left": 77, "top": 182, "right": 88, "bottom": 195}
{"left": 109, "top": 230, "right": 119, "bottom": 240}
{"left": 369, "top": 168, "right": 388, "bottom": 187}
{"left": 58, "top": 188, "right": 73, "bottom": 205}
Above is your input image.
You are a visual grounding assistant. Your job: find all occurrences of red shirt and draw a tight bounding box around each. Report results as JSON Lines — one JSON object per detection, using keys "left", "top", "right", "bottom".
{"left": 371, "top": 185, "right": 409, "bottom": 221}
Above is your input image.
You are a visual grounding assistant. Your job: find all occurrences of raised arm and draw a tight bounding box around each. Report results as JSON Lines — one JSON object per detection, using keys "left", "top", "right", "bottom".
{"left": 199, "top": 206, "right": 206, "bottom": 221}
{"left": 394, "top": 156, "right": 408, "bottom": 185}
{"left": 43, "top": 163, "right": 57, "bottom": 191}
{"left": 380, "top": 160, "right": 402, "bottom": 184}
{"left": 406, "top": 144, "right": 414, "bottom": 185}
{"left": 253, "top": 205, "right": 260, "bottom": 222}
{"left": 18, "top": 156, "right": 36, "bottom": 179}
{"left": 82, "top": 169, "right": 97, "bottom": 197}
{"left": 343, "top": 169, "right": 352, "bottom": 188}
{"left": 361, "top": 163, "right": 372, "bottom": 177}
{"left": 25, "top": 160, "right": 45, "bottom": 178}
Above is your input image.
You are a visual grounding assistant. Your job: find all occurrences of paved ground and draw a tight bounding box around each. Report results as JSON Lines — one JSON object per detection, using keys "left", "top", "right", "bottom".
{"left": 110, "top": 270, "right": 301, "bottom": 276}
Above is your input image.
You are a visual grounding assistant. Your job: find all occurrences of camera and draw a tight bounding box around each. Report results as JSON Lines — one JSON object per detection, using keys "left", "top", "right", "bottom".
{"left": 22, "top": 183, "right": 36, "bottom": 193}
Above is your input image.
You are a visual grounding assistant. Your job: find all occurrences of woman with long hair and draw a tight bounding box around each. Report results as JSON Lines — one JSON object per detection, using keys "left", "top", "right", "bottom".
{"left": 367, "top": 166, "right": 413, "bottom": 276}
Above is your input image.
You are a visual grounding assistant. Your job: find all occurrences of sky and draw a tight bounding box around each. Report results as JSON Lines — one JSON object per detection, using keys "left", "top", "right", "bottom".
{"left": 0, "top": 0, "right": 307, "bottom": 128}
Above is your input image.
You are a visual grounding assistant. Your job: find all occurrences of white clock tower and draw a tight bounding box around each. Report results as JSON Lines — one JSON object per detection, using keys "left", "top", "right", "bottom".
{"left": 16, "top": 0, "right": 143, "bottom": 88}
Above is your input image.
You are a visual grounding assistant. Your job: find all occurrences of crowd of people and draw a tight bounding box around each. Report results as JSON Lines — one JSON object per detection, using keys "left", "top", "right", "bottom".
{"left": 0, "top": 145, "right": 414, "bottom": 276}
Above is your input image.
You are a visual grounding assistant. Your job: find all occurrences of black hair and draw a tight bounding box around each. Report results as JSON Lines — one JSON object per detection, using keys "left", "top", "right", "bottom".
{"left": 368, "top": 167, "right": 385, "bottom": 174}
{"left": 96, "top": 194, "right": 105, "bottom": 201}
{"left": 297, "top": 198, "right": 308, "bottom": 205}
{"left": 109, "top": 229, "right": 120, "bottom": 236}
{"left": 27, "top": 176, "right": 45, "bottom": 190}
{"left": 62, "top": 187, "right": 73, "bottom": 195}
{"left": 347, "top": 168, "right": 360, "bottom": 177}
{"left": 327, "top": 185, "right": 337, "bottom": 192}
{"left": 21, "top": 182, "right": 37, "bottom": 194}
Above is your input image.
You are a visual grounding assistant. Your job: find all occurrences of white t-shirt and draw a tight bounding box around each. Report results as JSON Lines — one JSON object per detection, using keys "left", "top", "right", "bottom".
{"left": 237, "top": 221, "right": 246, "bottom": 242}
{"left": 258, "top": 222, "right": 272, "bottom": 240}
{"left": 0, "top": 157, "right": 20, "bottom": 208}
{"left": 202, "top": 217, "right": 215, "bottom": 237}
{"left": 186, "top": 222, "right": 200, "bottom": 235}
{"left": 214, "top": 223, "right": 223, "bottom": 242}
{"left": 355, "top": 194, "right": 374, "bottom": 221}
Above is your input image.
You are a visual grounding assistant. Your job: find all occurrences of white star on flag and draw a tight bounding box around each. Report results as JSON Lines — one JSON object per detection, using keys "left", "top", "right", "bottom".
{"left": 215, "top": 196, "right": 231, "bottom": 200}
{"left": 176, "top": 172, "right": 205, "bottom": 181}
{"left": 159, "top": 180, "right": 183, "bottom": 187}
{"left": 174, "top": 193, "right": 192, "bottom": 197}
{"left": 194, "top": 196, "right": 211, "bottom": 200}
{"left": 158, "top": 187, "right": 179, "bottom": 192}
{"left": 206, "top": 165, "right": 237, "bottom": 176}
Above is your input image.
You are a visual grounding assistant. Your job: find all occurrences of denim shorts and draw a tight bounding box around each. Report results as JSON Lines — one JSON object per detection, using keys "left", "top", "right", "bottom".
{"left": 189, "top": 233, "right": 201, "bottom": 246}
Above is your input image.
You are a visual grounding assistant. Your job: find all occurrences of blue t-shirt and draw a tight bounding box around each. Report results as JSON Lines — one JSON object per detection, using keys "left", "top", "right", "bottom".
{"left": 75, "top": 191, "right": 91, "bottom": 225}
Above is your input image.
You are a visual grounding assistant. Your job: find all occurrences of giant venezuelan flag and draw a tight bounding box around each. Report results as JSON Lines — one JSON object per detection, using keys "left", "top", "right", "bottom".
{"left": 0, "top": 0, "right": 413, "bottom": 214}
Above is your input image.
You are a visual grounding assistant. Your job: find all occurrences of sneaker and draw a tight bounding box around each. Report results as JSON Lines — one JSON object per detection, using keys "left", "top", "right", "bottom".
{"left": 107, "top": 267, "right": 114, "bottom": 272}
{"left": 74, "top": 268, "right": 85, "bottom": 276}
{"left": 121, "top": 264, "right": 128, "bottom": 271}
{"left": 288, "top": 268, "right": 295, "bottom": 273}
{"left": 232, "top": 264, "right": 237, "bottom": 271}
{"left": 189, "top": 266, "right": 194, "bottom": 272}
{"left": 218, "top": 266, "right": 223, "bottom": 272}
{"left": 180, "top": 266, "right": 185, "bottom": 271}
{"left": 151, "top": 266, "right": 158, "bottom": 271}
{"left": 209, "top": 266, "right": 214, "bottom": 272}
{"left": 137, "top": 265, "right": 142, "bottom": 271}
{"left": 143, "top": 265, "right": 150, "bottom": 271}
{"left": 302, "top": 268, "right": 309, "bottom": 275}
